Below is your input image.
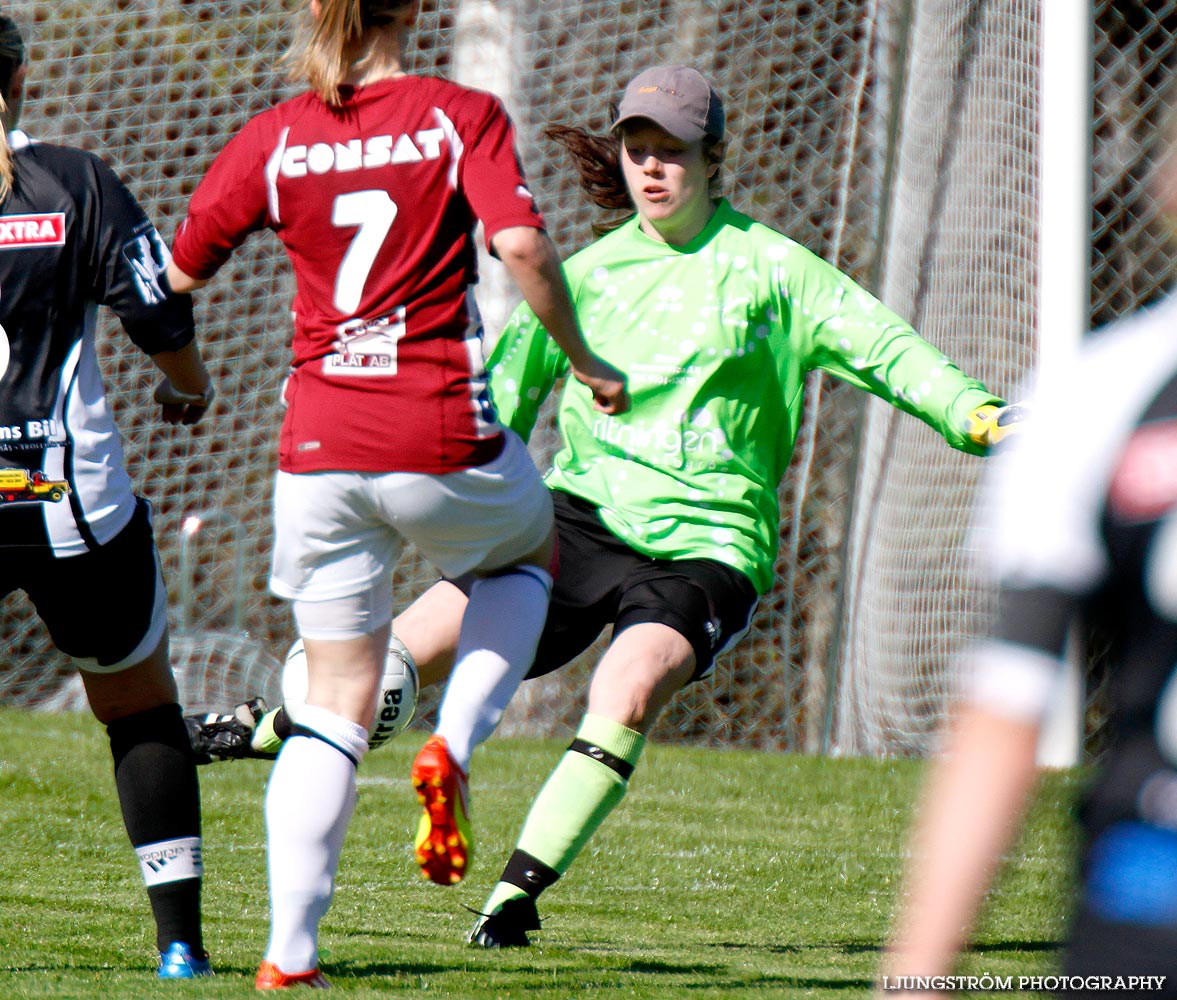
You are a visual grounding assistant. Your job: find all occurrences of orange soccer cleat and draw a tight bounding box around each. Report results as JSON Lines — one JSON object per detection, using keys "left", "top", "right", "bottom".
{"left": 411, "top": 734, "right": 472, "bottom": 885}
{"left": 255, "top": 960, "right": 330, "bottom": 990}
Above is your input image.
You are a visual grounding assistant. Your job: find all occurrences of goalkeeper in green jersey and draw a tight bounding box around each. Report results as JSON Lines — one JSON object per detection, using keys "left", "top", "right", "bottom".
{"left": 450, "top": 65, "right": 1019, "bottom": 945}
{"left": 190, "top": 64, "right": 1022, "bottom": 943}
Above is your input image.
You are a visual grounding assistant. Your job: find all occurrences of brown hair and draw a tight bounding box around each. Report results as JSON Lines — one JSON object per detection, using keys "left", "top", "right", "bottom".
{"left": 546, "top": 122, "right": 725, "bottom": 237}
{"left": 286, "top": 0, "right": 413, "bottom": 107}
{"left": 0, "top": 16, "right": 26, "bottom": 203}
{"left": 545, "top": 125, "right": 631, "bottom": 235}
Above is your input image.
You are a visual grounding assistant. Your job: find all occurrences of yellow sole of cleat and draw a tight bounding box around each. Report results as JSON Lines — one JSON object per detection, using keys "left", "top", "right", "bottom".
{"left": 413, "top": 789, "right": 470, "bottom": 884}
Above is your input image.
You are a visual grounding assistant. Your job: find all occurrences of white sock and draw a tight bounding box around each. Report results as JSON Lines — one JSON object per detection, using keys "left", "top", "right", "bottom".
{"left": 435, "top": 566, "right": 552, "bottom": 771}
{"left": 263, "top": 704, "right": 368, "bottom": 973}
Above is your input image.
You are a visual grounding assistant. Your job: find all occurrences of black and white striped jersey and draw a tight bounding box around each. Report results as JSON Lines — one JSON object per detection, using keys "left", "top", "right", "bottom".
{"left": 970, "top": 291, "right": 1177, "bottom": 717}
{"left": 969, "top": 290, "right": 1177, "bottom": 864}
{"left": 0, "top": 129, "right": 194, "bottom": 555}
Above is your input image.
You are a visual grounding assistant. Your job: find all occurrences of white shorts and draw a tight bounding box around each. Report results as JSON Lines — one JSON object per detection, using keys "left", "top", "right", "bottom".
{"left": 269, "top": 430, "right": 553, "bottom": 603}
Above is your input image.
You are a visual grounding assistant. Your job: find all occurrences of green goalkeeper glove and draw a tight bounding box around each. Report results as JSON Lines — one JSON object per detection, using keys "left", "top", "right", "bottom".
{"left": 964, "top": 402, "right": 1028, "bottom": 451}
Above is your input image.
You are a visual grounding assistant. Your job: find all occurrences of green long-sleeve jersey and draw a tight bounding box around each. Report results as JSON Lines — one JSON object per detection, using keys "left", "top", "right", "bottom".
{"left": 488, "top": 200, "right": 1000, "bottom": 594}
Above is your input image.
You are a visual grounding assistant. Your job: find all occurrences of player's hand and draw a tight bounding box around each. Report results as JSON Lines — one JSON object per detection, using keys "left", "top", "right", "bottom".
{"left": 571, "top": 354, "right": 630, "bottom": 415}
{"left": 154, "top": 377, "right": 215, "bottom": 425}
{"left": 964, "top": 401, "right": 1028, "bottom": 451}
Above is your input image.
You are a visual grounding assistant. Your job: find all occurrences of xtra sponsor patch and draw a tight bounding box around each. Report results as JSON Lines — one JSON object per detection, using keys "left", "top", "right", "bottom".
{"left": 0, "top": 212, "right": 66, "bottom": 250}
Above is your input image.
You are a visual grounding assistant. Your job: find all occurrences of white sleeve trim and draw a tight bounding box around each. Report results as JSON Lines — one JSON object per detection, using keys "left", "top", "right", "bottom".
{"left": 965, "top": 639, "right": 1065, "bottom": 722}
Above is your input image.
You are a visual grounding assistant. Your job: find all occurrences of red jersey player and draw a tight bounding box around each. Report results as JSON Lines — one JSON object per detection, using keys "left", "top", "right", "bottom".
{"left": 167, "top": 0, "right": 627, "bottom": 988}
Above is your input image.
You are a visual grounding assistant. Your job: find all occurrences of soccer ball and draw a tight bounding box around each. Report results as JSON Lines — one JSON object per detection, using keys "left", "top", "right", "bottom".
{"left": 281, "top": 634, "right": 418, "bottom": 750}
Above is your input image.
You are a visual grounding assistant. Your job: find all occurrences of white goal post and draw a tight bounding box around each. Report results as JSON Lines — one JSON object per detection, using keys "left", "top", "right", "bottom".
{"left": 1033, "top": 0, "right": 1092, "bottom": 769}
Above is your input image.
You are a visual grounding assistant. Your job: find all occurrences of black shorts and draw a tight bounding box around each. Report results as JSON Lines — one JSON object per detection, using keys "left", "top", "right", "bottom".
{"left": 0, "top": 498, "right": 165, "bottom": 669}
{"left": 1061, "top": 904, "right": 1177, "bottom": 994}
{"left": 458, "top": 490, "right": 759, "bottom": 683}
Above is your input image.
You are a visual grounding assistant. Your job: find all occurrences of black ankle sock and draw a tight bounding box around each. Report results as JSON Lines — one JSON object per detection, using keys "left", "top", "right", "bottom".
{"left": 501, "top": 849, "right": 560, "bottom": 899}
{"left": 274, "top": 705, "right": 295, "bottom": 741}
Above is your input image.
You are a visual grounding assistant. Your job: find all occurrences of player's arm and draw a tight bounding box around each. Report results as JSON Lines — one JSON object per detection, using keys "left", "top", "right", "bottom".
{"left": 878, "top": 702, "right": 1042, "bottom": 998}
{"left": 491, "top": 225, "right": 628, "bottom": 415}
{"left": 485, "top": 298, "right": 568, "bottom": 442}
{"left": 165, "top": 262, "right": 208, "bottom": 294}
{"left": 86, "top": 155, "right": 214, "bottom": 424}
{"left": 167, "top": 120, "right": 272, "bottom": 293}
{"left": 879, "top": 583, "right": 1073, "bottom": 993}
{"left": 794, "top": 257, "right": 1020, "bottom": 454}
{"left": 151, "top": 341, "right": 215, "bottom": 425}
{"left": 457, "top": 93, "right": 627, "bottom": 415}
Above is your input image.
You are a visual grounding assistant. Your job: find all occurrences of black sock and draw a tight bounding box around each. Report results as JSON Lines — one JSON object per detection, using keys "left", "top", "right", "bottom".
{"left": 274, "top": 704, "right": 295, "bottom": 741}
{"left": 107, "top": 703, "right": 204, "bottom": 954}
{"left": 501, "top": 849, "right": 561, "bottom": 899}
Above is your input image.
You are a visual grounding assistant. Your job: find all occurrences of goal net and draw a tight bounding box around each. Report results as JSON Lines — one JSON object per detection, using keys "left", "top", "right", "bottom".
{"left": 830, "top": 0, "right": 1177, "bottom": 755}
{"left": 1, "top": 1, "right": 1171, "bottom": 757}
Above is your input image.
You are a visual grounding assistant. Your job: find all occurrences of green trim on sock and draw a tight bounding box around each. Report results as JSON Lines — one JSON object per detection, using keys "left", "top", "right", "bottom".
{"left": 576, "top": 713, "right": 645, "bottom": 766}
{"left": 251, "top": 709, "right": 283, "bottom": 755}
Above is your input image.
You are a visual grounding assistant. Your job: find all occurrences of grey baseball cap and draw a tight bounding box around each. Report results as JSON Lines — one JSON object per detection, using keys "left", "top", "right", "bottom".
{"left": 610, "top": 65, "right": 725, "bottom": 143}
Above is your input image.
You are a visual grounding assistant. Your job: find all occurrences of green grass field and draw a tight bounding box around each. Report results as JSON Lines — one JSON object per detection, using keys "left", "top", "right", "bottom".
{"left": 0, "top": 709, "right": 1079, "bottom": 998}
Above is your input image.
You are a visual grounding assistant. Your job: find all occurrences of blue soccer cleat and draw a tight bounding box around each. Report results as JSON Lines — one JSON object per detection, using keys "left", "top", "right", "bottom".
{"left": 157, "top": 941, "right": 212, "bottom": 979}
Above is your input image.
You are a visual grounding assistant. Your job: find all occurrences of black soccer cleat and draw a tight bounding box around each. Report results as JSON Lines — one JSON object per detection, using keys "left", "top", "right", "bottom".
{"left": 185, "top": 697, "right": 275, "bottom": 764}
{"left": 466, "top": 895, "right": 541, "bottom": 948}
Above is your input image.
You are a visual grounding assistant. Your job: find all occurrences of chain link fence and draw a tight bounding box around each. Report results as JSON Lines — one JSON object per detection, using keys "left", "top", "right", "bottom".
{"left": 3, "top": 1, "right": 1174, "bottom": 757}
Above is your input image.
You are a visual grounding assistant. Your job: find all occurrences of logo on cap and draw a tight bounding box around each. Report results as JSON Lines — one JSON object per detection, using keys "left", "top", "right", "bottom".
{"left": 612, "top": 65, "right": 725, "bottom": 143}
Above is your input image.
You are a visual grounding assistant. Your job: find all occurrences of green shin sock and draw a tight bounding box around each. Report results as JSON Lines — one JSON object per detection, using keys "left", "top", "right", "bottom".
{"left": 484, "top": 713, "right": 645, "bottom": 913}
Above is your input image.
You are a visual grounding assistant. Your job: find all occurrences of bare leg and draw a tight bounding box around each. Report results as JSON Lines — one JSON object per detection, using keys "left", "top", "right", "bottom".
{"left": 301, "top": 625, "right": 390, "bottom": 730}
{"left": 82, "top": 637, "right": 178, "bottom": 724}
{"left": 586, "top": 622, "right": 696, "bottom": 732}
{"left": 393, "top": 579, "right": 468, "bottom": 688}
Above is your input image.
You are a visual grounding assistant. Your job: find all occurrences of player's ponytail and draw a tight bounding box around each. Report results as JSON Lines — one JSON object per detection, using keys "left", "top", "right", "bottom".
{"left": 545, "top": 125, "right": 633, "bottom": 236}
{"left": 287, "top": 0, "right": 413, "bottom": 107}
{"left": 0, "top": 16, "right": 26, "bottom": 203}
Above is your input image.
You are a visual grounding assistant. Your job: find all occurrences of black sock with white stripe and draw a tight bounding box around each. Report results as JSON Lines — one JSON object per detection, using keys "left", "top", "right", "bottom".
{"left": 107, "top": 703, "right": 203, "bottom": 954}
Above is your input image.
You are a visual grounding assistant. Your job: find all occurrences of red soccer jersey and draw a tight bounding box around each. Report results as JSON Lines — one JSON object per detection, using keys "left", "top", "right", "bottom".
{"left": 171, "top": 76, "right": 545, "bottom": 473}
